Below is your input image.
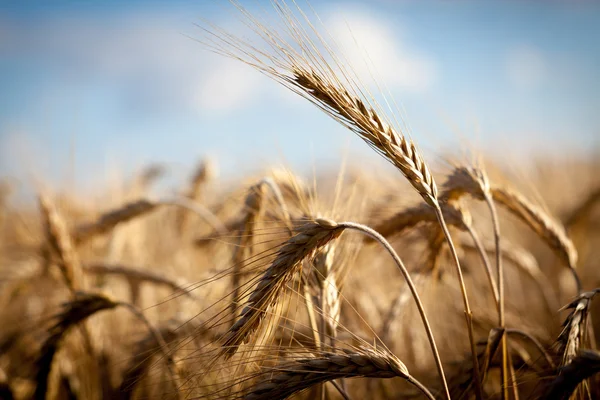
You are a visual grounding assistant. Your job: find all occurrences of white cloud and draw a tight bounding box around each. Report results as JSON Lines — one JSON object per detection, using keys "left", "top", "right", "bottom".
{"left": 506, "top": 45, "right": 547, "bottom": 88}
{"left": 195, "top": 57, "right": 263, "bottom": 113}
{"left": 0, "top": 4, "right": 435, "bottom": 119}
{"left": 324, "top": 8, "right": 437, "bottom": 91}
{"left": 0, "top": 11, "right": 267, "bottom": 116}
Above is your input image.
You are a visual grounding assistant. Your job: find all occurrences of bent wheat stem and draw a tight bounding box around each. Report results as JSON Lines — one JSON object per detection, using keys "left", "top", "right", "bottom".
{"left": 336, "top": 221, "right": 450, "bottom": 400}
{"left": 465, "top": 224, "right": 499, "bottom": 309}
{"left": 484, "top": 192, "right": 509, "bottom": 400}
{"left": 431, "top": 207, "right": 483, "bottom": 400}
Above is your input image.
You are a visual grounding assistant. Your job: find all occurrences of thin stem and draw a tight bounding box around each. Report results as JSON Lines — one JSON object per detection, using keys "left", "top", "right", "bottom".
{"left": 485, "top": 193, "right": 508, "bottom": 400}
{"left": 465, "top": 224, "right": 500, "bottom": 311}
{"left": 158, "top": 197, "right": 226, "bottom": 235}
{"left": 119, "top": 302, "right": 180, "bottom": 400}
{"left": 432, "top": 206, "right": 483, "bottom": 400}
{"left": 260, "top": 177, "right": 292, "bottom": 233}
{"left": 406, "top": 376, "right": 437, "bottom": 400}
{"left": 506, "top": 329, "right": 555, "bottom": 369}
{"left": 338, "top": 222, "right": 450, "bottom": 400}
{"left": 330, "top": 380, "right": 351, "bottom": 400}
{"left": 507, "top": 349, "right": 520, "bottom": 400}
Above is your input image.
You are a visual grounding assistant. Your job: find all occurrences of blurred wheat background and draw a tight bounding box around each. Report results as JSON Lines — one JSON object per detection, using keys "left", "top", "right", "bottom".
{"left": 0, "top": 1, "right": 599, "bottom": 399}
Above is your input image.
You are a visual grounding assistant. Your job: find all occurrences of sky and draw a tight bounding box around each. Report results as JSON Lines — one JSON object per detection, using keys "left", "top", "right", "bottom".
{"left": 1, "top": 0, "right": 599, "bottom": 194}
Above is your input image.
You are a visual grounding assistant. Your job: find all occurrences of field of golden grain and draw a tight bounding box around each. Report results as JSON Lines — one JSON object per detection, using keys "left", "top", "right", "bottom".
{"left": 1, "top": 2, "right": 599, "bottom": 400}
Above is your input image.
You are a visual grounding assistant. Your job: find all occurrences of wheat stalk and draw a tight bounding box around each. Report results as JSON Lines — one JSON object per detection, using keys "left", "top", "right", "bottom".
{"left": 460, "top": 238, "right": 559, "bottom": 316}
{"left": 491, "top": 185, "right": 580, "bottom": 291}
{"left": 119, "top": 318, "right": 197, "bottom": 399}
{"left": 440, "top": 164, "right": 514, "bottom": 398}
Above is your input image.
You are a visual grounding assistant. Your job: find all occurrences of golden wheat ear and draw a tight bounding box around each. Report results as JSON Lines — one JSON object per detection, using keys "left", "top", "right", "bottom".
{"left": 557, "top": 289, "right": 600, "bottom": 366}
{"left": 491, "top": 185, "right": 580, "bottom": 291}
{"left": 177, "top": 158, "right": 216, "bottom": 234}
{"left": 243, "top": 348, "right": 435, "bottom": 400}
{"left": 34, "top": 293, "right": 119, "bottom": 400}
{"left": 38, "top": 192, "right": 84, "bottom": 292}
{"left": 220, "top": 218, "right": 345, "bottom": 358}
{"left": 72, "top": 199, "right": 158, "bottom": 244}
{"left": 229, "top": 181, "right": 267, "bottom": 323}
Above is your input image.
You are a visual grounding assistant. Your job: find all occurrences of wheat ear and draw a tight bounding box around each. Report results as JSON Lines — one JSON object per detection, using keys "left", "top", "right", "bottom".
{"left": 202, "top": 4, "right": 473, "bottom": 397}
{"left": 133, "top": 163, "right": 165, "bottom": 194}
{"left": 557, "top": 289, "right": 600, "bottom": 366}
{"left": 73, "top": 197, "right": 225, "bottom": 245}
{"left": 221, "top": 218, "right": 345, "bottom": 358}
{"left": 38, "top": 192, "right": 84, "bottom": 292}
{"left": 73, "top": 199, "right": 158, "bottom": 244}
{"left": 230, "top": 182, "right": 266, "bottom": 323}
{"left": 34, "top": 293, "right": 119, "bottom": 400}
{"left": 244, "top": 348, "right": 435, "bottom": 400}
{"left": 177, "top": 158, "right": 215, "bottom": 233}
{"left": 290, "top": 67, "right": 437, "bottom": 206}
{"left": 309, "top": 243, "right": 344, "bottom": 397}
{"left": 491, "top": 185, "right": 580, "bottom": 292}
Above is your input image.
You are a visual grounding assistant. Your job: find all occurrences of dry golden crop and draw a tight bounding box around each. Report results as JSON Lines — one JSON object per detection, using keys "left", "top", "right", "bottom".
{"left": 0, "top": 1, "right": 599, "bottom": 399}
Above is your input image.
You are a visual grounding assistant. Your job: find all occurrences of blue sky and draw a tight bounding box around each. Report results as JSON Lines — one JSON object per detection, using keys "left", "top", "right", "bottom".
{"left": 1, "top": 0, "right": 599, "bottom": 194}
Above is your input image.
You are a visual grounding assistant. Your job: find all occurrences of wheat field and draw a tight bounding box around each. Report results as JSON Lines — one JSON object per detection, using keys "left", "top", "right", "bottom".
{"left": 1, "top": 1, "right": 599, "bottom": 399}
